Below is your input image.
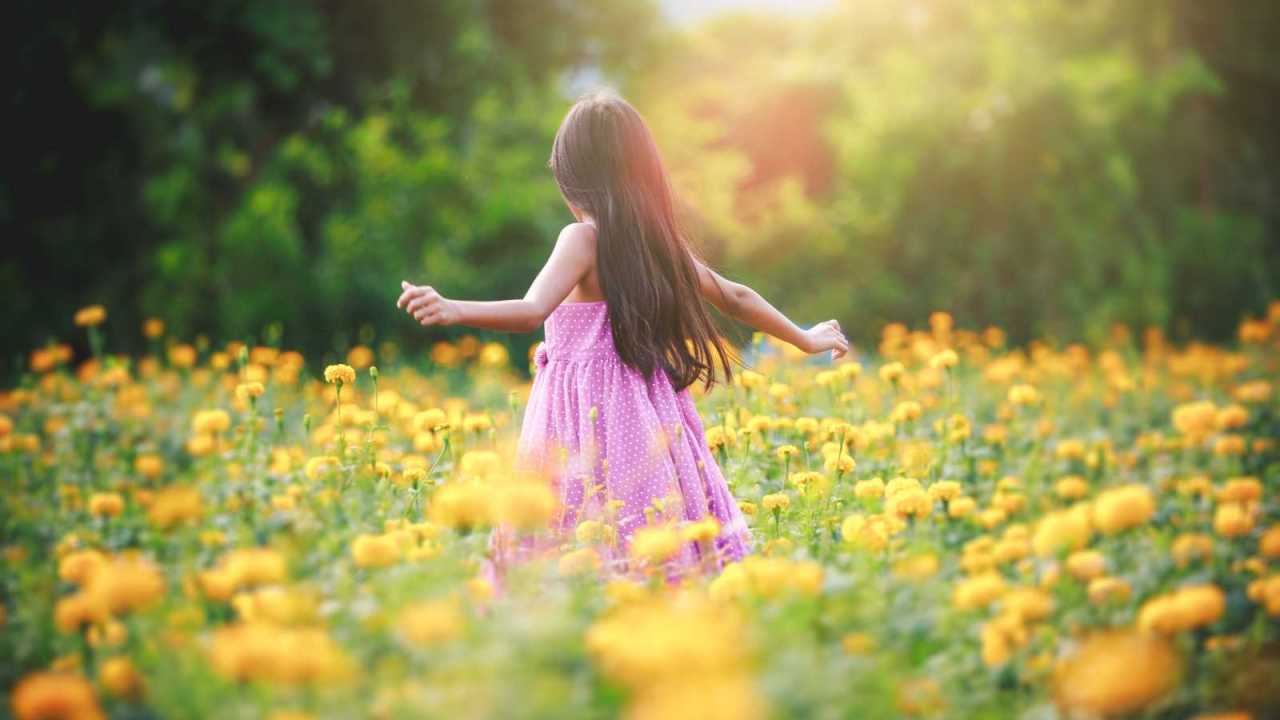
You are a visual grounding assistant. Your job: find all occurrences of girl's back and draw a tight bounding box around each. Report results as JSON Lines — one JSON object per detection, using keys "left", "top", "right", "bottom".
{"left": 396, "top": 89, "right": 848, "bottom": 587}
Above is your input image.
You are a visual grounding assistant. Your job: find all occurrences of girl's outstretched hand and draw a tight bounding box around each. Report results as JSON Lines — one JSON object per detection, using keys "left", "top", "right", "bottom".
{"left": 397, "top": 281, "right": 459, "bottom": 327}
{"left": 803, "top": 319, "right": 849, "bottom": 360}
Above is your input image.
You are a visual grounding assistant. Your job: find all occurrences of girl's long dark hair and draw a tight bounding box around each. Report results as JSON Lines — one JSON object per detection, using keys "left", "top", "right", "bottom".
{"left": 550, "top": 89, "right": 734, "bottom": 391}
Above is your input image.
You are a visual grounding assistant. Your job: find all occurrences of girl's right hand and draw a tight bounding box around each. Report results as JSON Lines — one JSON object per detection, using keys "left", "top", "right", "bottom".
{"left": 803, "top": 319, "right": 849, "bottom": 360}
{"left": 398, "top": 281, "right": 459, "bottom": 327}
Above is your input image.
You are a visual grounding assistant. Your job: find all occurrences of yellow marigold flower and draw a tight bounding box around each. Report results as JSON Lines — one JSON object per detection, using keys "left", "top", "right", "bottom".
{"left": 1053, "top": 631, "right": 1180, "bottom": 716}
{"left": 1260, "top": 525, "right": 1280, "bottom": 558}
{"left": 74, "top": 305, "right": 107, "bottom": 327}
{"left": 1007, "top": 384, "right": 1040, "bottom": 406}
{"left": 1213, "top": 434, "right": 1246, "bottom": 456}
{"left": 88, "top": 493, "right": 125, "bottom": 518}
{"left": 992, "top": 491, "right": 1026, "bottom": 514}
{"left": 458, "top": 450, "right": 500, "bottom": 477}
{"left": 429, "top": 481, "right": 491, "bottom": 531}
{"left": 893, "top": 553, "right": 939, "bottom": 581}
{"left": 575, "top": 520, "right": 607, "bottom": 545}
{"left": 83, "top": 556, "right": 166, "bottom": 615}
{"left": 953, "top": 573, "right": 1007, "bottom": 610}
{"left": 1217, "top": 477, "right": 1262, "bottom": 504}
{"left": 411, "top": 408, "right": 449, "bottom": 432}
{"left": 1055, "top": 476, "right": 1089, "bottom": 500}
{"left": 927, "top": 481, "right": 961, "bottom": 502}
{"left": 878, "top": 362, "right": 905, "bottom": 384}
{"left": 1032, "top": 505, "right": 1092, "bottom": 556}
{"left": 346, "top": 345, "right": 374, "bottom": 370}
{"left": 1004, "top": 587, "right": 1054, "bottom": 622}
{"left": 854, "top": 477, "right": 885, "bottom": 500}
{"left": 886, "top": 488, "right": 932, "bottom": 519}
{"left": 165, "top": 344, "right": 196, "bottom": 368}
{"left": 929, "top": 348, "right": 958, "bottom": 370}
{"left": 234, "top": 382, "right": 265, "bottom": 402}
{"left": 1055, "top": 439, "right": 1086, "bottom": 461}
{"left": 351, "top": 534, "right": 400, "bottom": 569}
{"left": 462, "top": 412, "right": 492, "bottom": 433}
{"left": 86, "top": 620, "right": 127, "bottom": 649}
{"left": 1092, "top": 484, "right": 1155, "bottom": 534}
{"left": 558, "top": 547, "right": 602, "bottom": 577}
{"left": 1215, "top": 404, "right": 1249, "bottom": 430}
{"left": 209, "top": 622, "right": 352, "bottom": 685}
{"left": 838, "top": 361, "right": 863, "bottom": 379}
{"left": 1214, "top": 503, "right": 1253, "bottom": 538}
{"left": 98, "top": 656, "right": 143, "bottom": 699}
{"left": 889, "top": 400, "right": 922, "bottom": 423}
{"left": 11, "top": 672, "right": 104, "bottom": 720}
{"left": 59, "top": 550, "right": 107, "bottom": 586}
{"left": 220, "top": 548, "right": 287, "bottom": 588}
{"left": 191, "top": 409, "right": 231, "bottom": 435}
{"left": 1172, "top": 534, "right": 1214, "bottom": 567}
{"left": 323, "top": 364, "right": 356, "bottom": 385}
{"left": 54, "top": 592, "right": 109, "bottom": 633}
{"left": 774, "top": 444, "right": 800, "bottom": 460}
{"left": 1172, "top": 401, "right": 1217, "bottom": 437}
{"left": 683, "top": 517, "right": 721, "bottom": 543}
{"left": 1065, "top": 551, "right": 1106, "bottom": 581}
{"left": 822, "top": 452, "right": 855, "bottom": 474}
{"left": 398, "top": 598, "right": 464, "bottom": 645}
{"left": 493, "top": 479, "right": 556, "bottom": 531}
{"left": 142, "top": 317, "right": 165, "bottom": 339}
{"left": 1087, "top": 576, "right": 1131, "bottom": 604}
{"left": 147, "top": 485, "right": 204, "bottom": 529}
{"left": 761, "top": 493, "right": 790, "bottom": 512}
{"left": 981, "top": 620, "right": 1014, "bottom": 667}
{"left": 1175, "top": 585, "right": 1227, "bottom": 628}
{"left": 705, "top": 425, "right": 737, "bottom": 451}
{"left": 134, "top": 454, "right": 164, "bottom": 480}
{"left": 1138, "top": 585, "right": 1226, "bottom": 634}
{"left": 948, "top": 496, "right": 976, "bottom": 518}
{"left": 1176, "top": 474, "right": 1213, "bottom": 498}
{"left": 983, "top": 424, "right": 1009, "bottom": 446}
{"left": 629, "top": 526, "right": 681, "bottom": 565}
{"left": 1233, "top": 380, "right": 1271, "bottom": 404}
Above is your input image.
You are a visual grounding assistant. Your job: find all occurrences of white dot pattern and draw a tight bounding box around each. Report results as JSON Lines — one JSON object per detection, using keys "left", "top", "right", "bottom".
{"left": 483, "top": 301, "right": 753, "bottom": 583}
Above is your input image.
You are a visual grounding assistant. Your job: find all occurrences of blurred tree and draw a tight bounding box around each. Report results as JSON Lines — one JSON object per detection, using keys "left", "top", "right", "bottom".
{"left": 3, "top": 0, "right": 1277, "bottom": 376}
{"left": 2, "top": 0, "right": 659, "bottom": 371}
{"left": 638, "top": 0, "right": 1278, "bottom": 346}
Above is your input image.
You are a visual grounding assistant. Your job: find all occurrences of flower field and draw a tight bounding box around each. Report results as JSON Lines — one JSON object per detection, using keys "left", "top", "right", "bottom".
{"left": 3, "top": 307, "right": 1280, "bottom": 719}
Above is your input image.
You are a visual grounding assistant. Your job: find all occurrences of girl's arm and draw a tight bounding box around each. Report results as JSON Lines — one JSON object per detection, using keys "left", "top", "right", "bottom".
{"left": 397, "top": 223, "right": 596, "bottom": 333}
{"left": 694, "top": 259, "right": 848, "bottom": 359}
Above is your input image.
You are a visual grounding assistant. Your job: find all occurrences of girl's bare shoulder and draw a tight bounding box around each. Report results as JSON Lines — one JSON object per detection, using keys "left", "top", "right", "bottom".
{"left": 556, "top": 222, "right": 598, "bottom": 257}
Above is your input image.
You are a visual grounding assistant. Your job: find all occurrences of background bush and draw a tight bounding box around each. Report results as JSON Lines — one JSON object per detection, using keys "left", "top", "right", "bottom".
{"left": 4, "top": 0, "right": 1278, "bottom": 372}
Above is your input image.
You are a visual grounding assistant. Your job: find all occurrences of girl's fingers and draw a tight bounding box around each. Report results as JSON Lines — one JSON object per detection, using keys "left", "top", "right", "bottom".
{"left": 399, "top": 288, "right": 425, "bottom": 310}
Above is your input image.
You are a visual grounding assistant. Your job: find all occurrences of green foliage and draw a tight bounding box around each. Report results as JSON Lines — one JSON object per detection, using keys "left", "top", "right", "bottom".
{"left": 3, "top": 0, "right": 1278, "bottom": 374}
{"left": 638, "top": 0, "right": 1278, "bottom": 346}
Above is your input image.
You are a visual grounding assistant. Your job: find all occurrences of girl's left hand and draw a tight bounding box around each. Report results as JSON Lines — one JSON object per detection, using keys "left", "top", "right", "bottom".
{"left": 398, "top": 281, "right": 459, "bottom": 326}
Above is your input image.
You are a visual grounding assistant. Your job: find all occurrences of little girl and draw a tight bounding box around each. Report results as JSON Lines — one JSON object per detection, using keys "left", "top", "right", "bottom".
{"left": 396, "top": 89, "right": 847, "bottom": 585}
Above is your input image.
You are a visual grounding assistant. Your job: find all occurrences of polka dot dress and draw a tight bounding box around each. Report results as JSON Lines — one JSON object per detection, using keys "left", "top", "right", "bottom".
{"left": 484, "top": 301, "right": 753, "bottom": 587}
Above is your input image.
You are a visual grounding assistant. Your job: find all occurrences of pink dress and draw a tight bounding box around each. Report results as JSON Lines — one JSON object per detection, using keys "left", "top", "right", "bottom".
{"left": 484, "top": 300, "right": 752, "bottom": 587}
